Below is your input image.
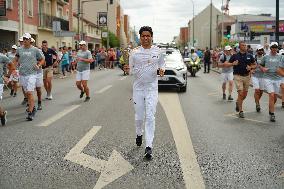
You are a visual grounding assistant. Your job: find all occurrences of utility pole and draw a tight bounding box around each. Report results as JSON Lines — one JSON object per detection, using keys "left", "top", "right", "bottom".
{"left": 221, "top": 0, "right": 224, "bottom": 47}
{"left": 275, "top": 0, "right": 279, "bottom": 43}
{"left": 191, "top": 0, "right": 195, "bottom": 47}
{"left": 107, "top": 1, "right": 109, "bottom": 49}
{"left": 78, "top": 0, "right": 81, "bottom": 41}
{"left": 209, "top": 0, "right": 212, "bottom": 49}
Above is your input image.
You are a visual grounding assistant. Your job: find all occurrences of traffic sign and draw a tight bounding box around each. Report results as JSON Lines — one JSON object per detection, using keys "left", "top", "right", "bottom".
{"left": 53, "top": 31, "right": 76, "bottom": 37}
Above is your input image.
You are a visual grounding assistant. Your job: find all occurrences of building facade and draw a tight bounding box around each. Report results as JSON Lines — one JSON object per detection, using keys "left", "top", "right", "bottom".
{"left": 0, "top": 0, "right": 39, "bottom": 49}
{"left": 179, "top": 27, "right": 189, "bottom": 48}
{"left": 73, "top": 0, "right": 129, "bottom": 48}
{"left": 0, "top": 0, "right": 73, "bottom": 49}
{"left": 38, "top": 0, "right": 73, "bottom": 48}
{"left": 188, "top": 4, "right": 221, "bottom": 49}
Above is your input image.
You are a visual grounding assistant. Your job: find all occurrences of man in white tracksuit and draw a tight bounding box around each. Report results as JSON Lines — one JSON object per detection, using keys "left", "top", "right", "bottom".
{"left": 129, "top": 26, "right": 165, "bottom": 159}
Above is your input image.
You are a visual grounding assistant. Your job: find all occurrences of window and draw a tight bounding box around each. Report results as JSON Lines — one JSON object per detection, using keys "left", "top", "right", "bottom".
{"left": 6, "top": 0, "right": 12, "bottom": 9}
{"left": 57, "top": 6, "right": 63, "bottom": 18}
{"left": 27, "top": 0, "right": 33, "bottom": 16}
{"left": 46, "top": 0, "right": 51, "bottom": 15}
{"left": 66, "top": 10, "right": 69, "bottom": 19}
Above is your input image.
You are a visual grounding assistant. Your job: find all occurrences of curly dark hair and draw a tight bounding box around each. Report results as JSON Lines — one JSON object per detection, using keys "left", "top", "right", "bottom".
{"left": 139, "top": 26, "right": 153, "bottom": 37}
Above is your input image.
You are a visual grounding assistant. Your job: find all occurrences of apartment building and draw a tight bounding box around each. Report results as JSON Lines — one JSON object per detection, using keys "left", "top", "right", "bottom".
{"left": 0, "top": 0, "right": 73, "bottom": 49}
{"left": 38, "top": 0, "right": 73, "bottom": 48}
{"left": 73, "top": 0, "right": 128, "bottom": 48}
{"left": 0, "top": 0, "right": 39, "bottom": 49}
{"left": 73, "top": 13, "right": 102, "bottom": 50}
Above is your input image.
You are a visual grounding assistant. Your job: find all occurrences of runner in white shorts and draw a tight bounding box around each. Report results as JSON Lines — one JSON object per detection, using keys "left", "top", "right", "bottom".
{"left": 75, "top": 41, "right": 93, "bottom": 102}
{"left": 252, "top": 46, "right": 265, "bottom": 112}
{"left": 0, "top": 53, "right": 10, "bottom": 125}
{"left": 279, "top": 49, "right": 284, "bottom": 108}
{"left": 260, "top": 42, "right": 283, "bottom": 122}
{"left": 13, "top": 33, "right": 45, "bottom": 121}
{"left": 218, "top": 45, "right": 235, "bottom": 101}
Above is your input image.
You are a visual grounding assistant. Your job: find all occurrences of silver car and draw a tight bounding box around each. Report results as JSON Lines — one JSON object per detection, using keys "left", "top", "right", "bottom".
{"left": 158, "top": 51, "right": 188, "bottom": 92}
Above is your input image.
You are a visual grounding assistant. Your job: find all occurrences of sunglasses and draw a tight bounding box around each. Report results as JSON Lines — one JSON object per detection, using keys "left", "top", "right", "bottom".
{"left": 23, "top": 37, "right": 30, "bottom": 40}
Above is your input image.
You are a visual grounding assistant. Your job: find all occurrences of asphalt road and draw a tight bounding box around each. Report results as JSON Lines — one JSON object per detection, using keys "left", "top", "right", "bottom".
{"left": 0, "top": 67, "right": 283, "bottom": 189}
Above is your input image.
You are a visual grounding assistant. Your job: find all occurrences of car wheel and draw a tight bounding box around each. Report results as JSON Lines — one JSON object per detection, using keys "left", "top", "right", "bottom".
{"left": 179, "top": 86, "right": 187, "bottom": 92}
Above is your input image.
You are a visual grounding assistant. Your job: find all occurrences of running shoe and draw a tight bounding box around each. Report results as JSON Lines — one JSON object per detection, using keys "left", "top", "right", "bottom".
{"left": 144, "top": 147, "right": 152, "bottom": 160}
{"left": 37, "top": 104, "right": 42, "bottom": 110}
{"left": 21, "top": 98, "right": 28, "bottom": 105}
{"left": 84, "top": 96, "right": 90, "bottom": 102}
{"left": 80, "top": 91, "right": 85, "bottom": 98}
{"left": 239, "top": 111, "right": 245, "bottom": 118}
{"left": 26, "top": 112, "right": 34, "bottom": 121}
{"left": 0, "top": 111, "right": 7, "bottom": 126}
{"left": 228, "top": 95, "right": 233, "bottom": 101}
{"left": 256, "top": 105, "right": 261, "bottom": 112}
{"left": 136, "top": 135, "right": 142, "bottom": 147}
{"left": 270, "top": 114, "right": 276, "bottom": 122}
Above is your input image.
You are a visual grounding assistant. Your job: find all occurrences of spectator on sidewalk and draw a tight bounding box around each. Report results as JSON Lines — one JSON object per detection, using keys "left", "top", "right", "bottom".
{"left": 203, "top": 47, "right": 211, "bottom": 73}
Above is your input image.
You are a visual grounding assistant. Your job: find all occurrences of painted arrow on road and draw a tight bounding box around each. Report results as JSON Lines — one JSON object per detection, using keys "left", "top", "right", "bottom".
{"left": 64, "top": 126, "right": 134, "bottom": 189}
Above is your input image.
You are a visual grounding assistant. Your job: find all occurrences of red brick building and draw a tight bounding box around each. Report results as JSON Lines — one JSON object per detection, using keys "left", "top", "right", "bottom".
{"left": 0, "top": 0, "right": 73, "bottom": 49}
{"left": 179, "top": 27, "right": 189, "bottom": 47}
{"left": 0, "top": 0, "right": 39, "bottom": 49}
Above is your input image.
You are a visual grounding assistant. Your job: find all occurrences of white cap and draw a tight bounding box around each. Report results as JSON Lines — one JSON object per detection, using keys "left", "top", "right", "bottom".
{"left": 270, "top": 42, "right": 278, "bottom": 47}
{"left": 224, "top": 45, "right": 232, "bottom": 51}
{"left": 79, "top": 40, "right": 87, "bottom": 45}
{"left": 22, "top": 33, "right": 32, "bottom": 39}
{"left": 12, "top": 45, "right": 17, "bottom": 49}
{"left": 31, "top": 38, "right": 35, "bottom": 43}
{"left": 191, "top": 47, "right": 195, "bottom": 50}
{"left": 19, "top": 37, "right": 23, "bottom": 42}
{"left": 279, "top": 49, "right": 284, "bottom": 55}
{"left": 185, "top": 46, "right": 188, "bottom": 50}
{"left": 256, "top": 45, "right": 264, "bottom": 50}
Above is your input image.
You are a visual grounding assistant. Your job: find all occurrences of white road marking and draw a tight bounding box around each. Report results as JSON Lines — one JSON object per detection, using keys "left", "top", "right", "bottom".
{"left": 36, "top": 105, "right": 80, "bottom": 127}
{"left": 207, "top": 91, "right": 219, "bottom": 96}
{"left": 64, "top": 126, "right": 133, "bottom": 189}
{"left": 96, "top": 85, "right": 112, "bottom": 94}
{"left": 159, "top": 93, "right": 205, "bottom": 189}
{"left": 226, "top": 115, "right": 269, "bottom": 124}
{"left": 120, "top": 76, "right": 127, "bottom": 81}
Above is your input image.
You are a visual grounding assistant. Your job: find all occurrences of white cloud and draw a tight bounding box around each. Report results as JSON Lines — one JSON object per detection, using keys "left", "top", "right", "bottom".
{"left": 120, "top": 0, "right": 284, "bottom": 43}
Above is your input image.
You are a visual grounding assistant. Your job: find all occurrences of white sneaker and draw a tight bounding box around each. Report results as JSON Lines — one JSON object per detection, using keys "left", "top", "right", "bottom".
{"left": 48, "top": 94, "right": 53, "bottom": 100}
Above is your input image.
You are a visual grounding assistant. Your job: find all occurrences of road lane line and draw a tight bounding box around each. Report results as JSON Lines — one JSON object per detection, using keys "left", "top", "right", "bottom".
{"left": 207, "top": 91, "right": 219, "bottom": 96}
{"left": 159, "top": 93, "right": 205, "bottom": 189}
{"left": 36, "top": 105, "right": 80, "bottom": 127}
{"left": 226, "top": 115, "right": 269, "bottom": 124}
{"left": 120, "top": 76, "right": 127, "bottom": 81}
{"left": 96, "top": 85, "right": 112, "bottom": 94}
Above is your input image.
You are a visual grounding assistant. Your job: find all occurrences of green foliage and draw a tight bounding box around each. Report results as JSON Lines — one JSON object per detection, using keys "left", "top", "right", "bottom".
{"left": 102, "top": 31, "right": 120, "bottom": 48}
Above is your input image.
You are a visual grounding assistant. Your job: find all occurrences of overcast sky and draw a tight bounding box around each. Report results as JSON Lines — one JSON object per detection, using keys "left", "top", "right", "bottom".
{"left": 120, "top": 0, "right": 284, "bottom": 43}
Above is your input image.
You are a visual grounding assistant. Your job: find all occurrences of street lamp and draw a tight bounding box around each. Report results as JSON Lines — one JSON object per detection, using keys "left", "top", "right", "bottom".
{"left": 191, "top": 0, "right": 195, "bottom": 47}
{"left": 78, "top": 0, "right": 109, "bottom": 48}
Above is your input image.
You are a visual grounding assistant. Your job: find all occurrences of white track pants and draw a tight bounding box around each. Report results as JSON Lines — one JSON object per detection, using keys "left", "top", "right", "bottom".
{"left": 133, "top": 89, "right": 158, "bottom": 148}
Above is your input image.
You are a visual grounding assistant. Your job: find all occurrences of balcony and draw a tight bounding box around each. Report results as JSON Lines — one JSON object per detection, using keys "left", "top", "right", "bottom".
{"left": 57, "top": 0, "right": 69, "bottom": 5}
{"left": 39, "top": 13, "right": 69, "bottom": 31}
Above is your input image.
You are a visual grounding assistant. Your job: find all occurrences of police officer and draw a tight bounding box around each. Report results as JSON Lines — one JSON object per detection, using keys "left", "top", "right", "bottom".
{"left": 129, "top": 26, "right": 165, "bottom": 159}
